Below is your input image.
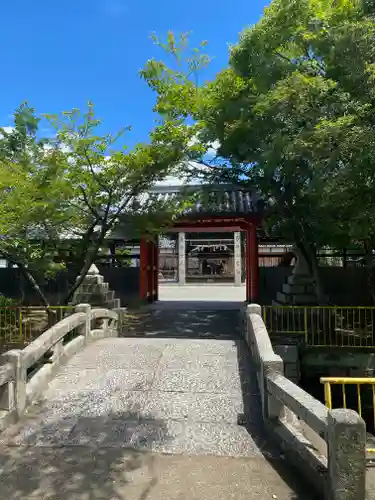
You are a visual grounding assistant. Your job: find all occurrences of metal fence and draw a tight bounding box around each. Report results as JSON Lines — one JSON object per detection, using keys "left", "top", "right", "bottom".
{"left": 320, "top": 376, "right": 375, "bottom": 454}
{"left": 0, "top": 306, "right": 73, "bottom": 351}
{"left": 257, "top": 249, "right": 367, "bottom": 268}
{"left": 262, "top": 306, "right": 375, "bottom": 347}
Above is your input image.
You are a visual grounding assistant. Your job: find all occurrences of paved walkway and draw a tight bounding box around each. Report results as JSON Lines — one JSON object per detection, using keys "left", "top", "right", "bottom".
{"left": 157, "top": 283, "right": 246, "bottom": 308}
{"left": 0, "top": 304, "right": 318, "bottom": 499}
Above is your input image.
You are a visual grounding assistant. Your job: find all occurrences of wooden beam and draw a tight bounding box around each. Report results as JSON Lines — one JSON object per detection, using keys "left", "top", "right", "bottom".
{"left": 167, "top": 226, "right": 244, "bottom": 233}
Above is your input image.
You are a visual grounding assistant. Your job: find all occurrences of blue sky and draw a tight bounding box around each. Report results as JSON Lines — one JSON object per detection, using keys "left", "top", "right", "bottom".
{"left": 1, "top": 0, "right": 268, "bottom": 147}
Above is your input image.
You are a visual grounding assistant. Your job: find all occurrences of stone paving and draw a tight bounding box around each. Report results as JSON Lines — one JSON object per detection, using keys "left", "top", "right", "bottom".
{"left": 157, "top": 283, "right": 247, "bottom": 307}
{"left": 0, "top": 303, "right": 319, "bottom": 499}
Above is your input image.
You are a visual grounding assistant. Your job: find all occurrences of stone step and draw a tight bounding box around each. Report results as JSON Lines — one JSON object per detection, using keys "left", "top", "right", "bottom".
{"left": 287, "top": 275, "right": 314, "bottom": 286}
{"left": 104, "top": 298, "right": 121, "bottom": 309}
{"left": 80, "top": 283, "right": 109, "bottom": 293}
{"left": 276, "top": 292, "right": 319, "bottom": 305}
{"left": 73, "top": 289, "right": 115, "bottom": 303}
{"left": 282, "top": 283, "right": 315, "bottom": 295}
{"left": 82, "top": 274, "right": 104, "bottom": 285}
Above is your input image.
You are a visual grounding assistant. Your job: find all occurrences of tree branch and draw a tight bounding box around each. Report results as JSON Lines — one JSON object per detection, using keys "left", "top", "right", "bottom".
{"left": 82, "top": 149, "right": 109, "bottom": 194}
{"left": 78, "top": 186, "right": 100, "bottom": 218}
{"left": 0, "top": 250, "right": 50, "bottom": 308}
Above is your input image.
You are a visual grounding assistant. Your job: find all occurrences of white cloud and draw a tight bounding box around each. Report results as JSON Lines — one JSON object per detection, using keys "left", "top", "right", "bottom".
{"left": 188, "top": 135, "right": 220, "bottom": 158}
{"left": 154, "top": 161, "right": 210, "bottom": 187}
{"left": 0, "top": 126, "right": 14, "bottom": 139}
{"left": 0, "top": 126, "right": 14, "bottom": 134}
{"left": 206, "top": 140, "right": 220, "bottom": 158}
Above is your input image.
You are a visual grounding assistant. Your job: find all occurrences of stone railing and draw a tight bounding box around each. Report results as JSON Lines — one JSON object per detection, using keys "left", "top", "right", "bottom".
{"left": 0, "top": 304, "right": 118, "bottom": 432}
{"left": 244, "top": 304, "right": 366, "bottom": 500}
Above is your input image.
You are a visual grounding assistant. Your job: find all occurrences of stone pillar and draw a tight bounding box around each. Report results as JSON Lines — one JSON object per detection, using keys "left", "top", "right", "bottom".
{"left": 74, "top": 303, "right": 91, "bottom": 343}
{"left": 327, "top": 409, "right": 366, "bottom": 500}
{"left": 70, "top": 265, "right": 120, "bottom": 309}
{"left": 178, "top": 232, "right": 186, "bottom": 285}
{"left": 1, "top": 350, "right": 26, "bottom": 417}
{"left": 234, "top": 232, "right": 242, "bottom": 286}
{"left": 290, "top": 246, "right": 311, "bottom": 284}
{"left": 247, "top": 304, "right": 262, "bottom": 316}
{"left": 261, "top": 358, "right": 284, "bottom": 421}
{"left": 274, "top": 245, "right": 319, "bottom": 306}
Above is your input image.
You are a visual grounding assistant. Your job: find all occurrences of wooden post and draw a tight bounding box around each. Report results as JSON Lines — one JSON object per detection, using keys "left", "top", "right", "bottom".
{"left": 147, "top": 240, "right": 154, "bottom": 303}
{"left": 140, "top": 238, "right": 149, "bottom": 301}
{"left": 245, "top": 228, "right": 251, "bottom": 303}
{"left": 153, "top": 237, "right": 159, "bottom": 301}
{"left": 249, "top": 224, "right": 259, "bottom": 302}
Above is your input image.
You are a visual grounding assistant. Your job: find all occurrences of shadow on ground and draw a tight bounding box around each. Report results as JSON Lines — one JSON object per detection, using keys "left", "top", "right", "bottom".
{"left": 120, "top": 305, "right": 243, "bottom": 339}
{"left": 0, "top": 303, "right": 320, "bottom": 499}
{"left": 0, "top": 405, "right": 171, "bottom": 500}
{"left": 121, "top": 305, "right": 319, "bottom": 499}
{"left": 235, "top": 339, "right": 320, "bottom": 500}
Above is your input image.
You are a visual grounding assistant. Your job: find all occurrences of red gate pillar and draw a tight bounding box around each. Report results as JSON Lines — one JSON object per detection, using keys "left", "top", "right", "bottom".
{"left": 245, "top": 224, "right": 259, "bottom": 303}
{"left": 249, "top": 223, "right": 259, "bottom": 302}
{"left": 140, "top": 237, "right": 149, "bottom": 301}
{"left": 147, "top": 240, "right": 158, "bottom": 303}
{"left": 153, "top": 237, "right": 159, "bottom": 301}
{"left": 245, "top": 229, "right": 251, "bottom": 303}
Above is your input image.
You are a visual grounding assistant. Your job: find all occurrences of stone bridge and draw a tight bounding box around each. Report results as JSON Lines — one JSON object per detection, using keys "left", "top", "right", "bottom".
{"left": 0, "top": 291, "right": 373, "bottom": 499}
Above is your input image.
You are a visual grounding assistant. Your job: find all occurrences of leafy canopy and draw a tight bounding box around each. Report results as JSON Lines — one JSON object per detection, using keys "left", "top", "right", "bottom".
{"left": 0, "top": 102, "right": 199, "bottom": 305}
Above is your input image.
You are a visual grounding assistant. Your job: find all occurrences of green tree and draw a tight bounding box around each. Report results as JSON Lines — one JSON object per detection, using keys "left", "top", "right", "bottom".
{"left": 0, "top": 102, "right": 198, "bottom": 306}
{"left": 142, "top": 2, "right": 375, "bottom": 301}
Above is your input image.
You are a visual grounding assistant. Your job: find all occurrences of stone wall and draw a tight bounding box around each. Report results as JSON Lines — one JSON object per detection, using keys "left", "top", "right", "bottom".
{"left": 0, "top": 267, "right": 140, "bottom": 306}
{"left": 259, "top": 266, "right": 370, "bottom": 305}
{"left": 0, "top": 265, "right": 369, "bottom": 306}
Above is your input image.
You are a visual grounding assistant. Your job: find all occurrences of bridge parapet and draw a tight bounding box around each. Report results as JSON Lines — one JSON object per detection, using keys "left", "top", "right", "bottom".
{"left": 244, "top": 304, "right": 367, "bottom": 500}
{"left": 0, "top": 304, "right": 118, "bottom": 432}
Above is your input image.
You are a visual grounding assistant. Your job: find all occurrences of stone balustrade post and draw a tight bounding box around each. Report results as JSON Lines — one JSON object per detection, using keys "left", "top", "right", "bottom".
{"left": 0, "top": 373, "right": 15, "bottom": 412}
{"left": 0, "top": 350, "right": 26, "bottom": 417}
{"left": 113, "top": 307, "right": 127, "bottom": 333}
{"left": 101, "top": 318, "right": 109, "bottom": 331}
{"left": 74, "top": 303, "right": 92, "bottom": 343}
{"left": 327, "top": 409, "right": 366, "bottom": 500}
{"left": 261, "top": 357, "right": 284, "bottom": 421}
{"left": 247, "top": 304, "right": 262, "bottom": 316}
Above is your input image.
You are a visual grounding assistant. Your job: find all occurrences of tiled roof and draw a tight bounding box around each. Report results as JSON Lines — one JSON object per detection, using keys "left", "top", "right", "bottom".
{"left": 137, "top": 184, "right": 264, "bottom": 216}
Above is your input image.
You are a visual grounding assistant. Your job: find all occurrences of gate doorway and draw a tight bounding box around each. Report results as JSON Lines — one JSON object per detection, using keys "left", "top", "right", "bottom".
{"left": 139, "top": 218, "right": 260, "bottom": 304}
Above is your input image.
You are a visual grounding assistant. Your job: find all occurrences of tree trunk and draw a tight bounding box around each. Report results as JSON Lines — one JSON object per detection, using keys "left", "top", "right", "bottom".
{"left": 17, "top": 263, "right": 51, "bottom": 308}
{"left": 60, "top": 241, "right": 102, "bottom": 305}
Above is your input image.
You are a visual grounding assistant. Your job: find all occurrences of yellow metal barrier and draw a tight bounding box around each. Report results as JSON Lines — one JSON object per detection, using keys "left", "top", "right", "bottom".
{"left": 321, "top": 377, "right": 375, "bottom": 454}
{"left": 0, "top": 306, "right": 73, "bottom": 348}
{"left": 263, "top": 306, "right": 375, "bottom": 348}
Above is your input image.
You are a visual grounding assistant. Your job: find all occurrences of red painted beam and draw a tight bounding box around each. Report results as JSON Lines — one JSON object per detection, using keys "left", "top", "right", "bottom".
{"left": 139, "top": 238, "right": 149, "bottom": 301}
